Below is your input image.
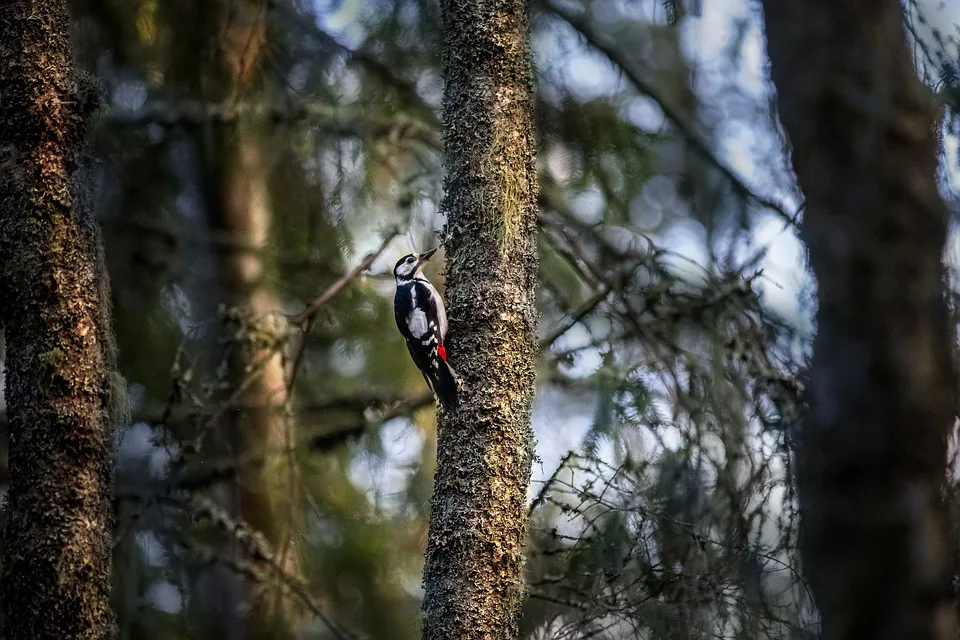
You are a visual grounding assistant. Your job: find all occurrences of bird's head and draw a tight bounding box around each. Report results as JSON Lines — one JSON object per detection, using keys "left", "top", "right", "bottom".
{"left": 393, "top": 247, "right": 438, "bottom": 282}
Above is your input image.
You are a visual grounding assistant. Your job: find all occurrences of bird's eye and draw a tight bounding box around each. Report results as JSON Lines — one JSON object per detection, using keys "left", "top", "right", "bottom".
{"left": 406, "top": 257, "right": 415, "bottom": 263}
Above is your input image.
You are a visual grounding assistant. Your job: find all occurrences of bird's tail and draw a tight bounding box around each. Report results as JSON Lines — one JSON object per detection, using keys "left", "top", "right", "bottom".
{"left": 430, "top": 360, "right": 460, "bottom": 412}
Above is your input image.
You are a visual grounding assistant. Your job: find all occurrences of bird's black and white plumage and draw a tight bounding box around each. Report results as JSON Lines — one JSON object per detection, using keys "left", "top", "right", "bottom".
{"left": 393, "top": 248, "right": 459, "bottom": 411}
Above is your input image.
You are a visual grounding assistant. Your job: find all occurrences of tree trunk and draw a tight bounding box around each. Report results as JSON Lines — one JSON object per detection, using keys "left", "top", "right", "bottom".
{"left": 207, "top": 123, "right": 296, "bottom": 640}
{"left": 0, "top": 1, "right": 116, "bottom": 639}
{"left": 200, "top": 6, "right": 297, "bottom": 639}
{"left": 761, "top": 2, "right": 957, "bottom": 638}
{"left": 420, "top": 1, "right": 539, "bottom": 639}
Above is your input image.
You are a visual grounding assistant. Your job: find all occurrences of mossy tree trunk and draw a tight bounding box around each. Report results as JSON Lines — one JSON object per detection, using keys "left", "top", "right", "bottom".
{"left": 0, "top": 1, "right": 116, "bottom": 638}
{"left": 421, "top": 1, "right": 539, "bottom": 639}
{"left": 761, "top": 1, "right": 957, "bottom": 638}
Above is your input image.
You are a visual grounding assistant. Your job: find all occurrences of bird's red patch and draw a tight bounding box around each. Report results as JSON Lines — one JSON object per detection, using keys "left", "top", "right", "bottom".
{"left": 438, "top": 343, "right": 447, "bottom": 362}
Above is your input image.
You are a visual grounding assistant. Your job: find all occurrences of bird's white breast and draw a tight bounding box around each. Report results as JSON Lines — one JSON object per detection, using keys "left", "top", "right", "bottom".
{"left": 408, "top": 308, "right": 429, "bottom": 338}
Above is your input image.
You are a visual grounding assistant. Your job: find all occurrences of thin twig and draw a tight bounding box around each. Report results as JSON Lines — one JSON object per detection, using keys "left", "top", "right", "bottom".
{"left": 530, "top": 451, "right": 578, "bottom": 516}
{"left": 290, "top": 230, "right": 400, "bottom": 327}
{"left": 540, "top": 286, "right": 613, "bottom": 350}
{"left": 286, "top": 230, "right": 400, "bottom": 393}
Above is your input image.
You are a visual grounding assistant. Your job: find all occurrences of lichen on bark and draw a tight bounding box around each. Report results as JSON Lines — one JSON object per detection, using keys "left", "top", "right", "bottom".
{"left": 0, "top": 1, "right": 118, "bottom": 638}
{"left": 420, "top": 1, "right": 539, "bottom": 639}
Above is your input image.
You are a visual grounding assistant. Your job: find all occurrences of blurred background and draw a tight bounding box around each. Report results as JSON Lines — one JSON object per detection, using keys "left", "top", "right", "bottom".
{"left": 1, "top": 0, "right": 958, "bottom": 638}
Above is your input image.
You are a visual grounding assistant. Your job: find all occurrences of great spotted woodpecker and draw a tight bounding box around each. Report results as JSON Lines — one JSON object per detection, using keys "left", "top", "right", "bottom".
{"left": 393, "top": 248, "right": 459, "bottom": 411}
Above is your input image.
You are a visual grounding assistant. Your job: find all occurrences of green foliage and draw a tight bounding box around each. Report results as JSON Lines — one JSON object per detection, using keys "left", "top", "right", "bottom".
{"left": 48, "top": 0, "right": 822, "bottom": 637}
{"left": 540, "top": 96, "right": 662, "bottom": 224}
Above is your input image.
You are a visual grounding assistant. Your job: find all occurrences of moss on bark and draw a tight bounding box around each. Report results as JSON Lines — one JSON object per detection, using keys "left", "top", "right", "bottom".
{"left": 420, "top": 1, "right": 539, "bottom": 639}
{"left": 0, "top": 1, "right": 116, "bottom": 638}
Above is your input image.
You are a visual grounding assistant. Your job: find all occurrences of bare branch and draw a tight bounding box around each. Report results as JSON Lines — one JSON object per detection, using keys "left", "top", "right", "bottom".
{"left": 306, "top": 391, "right": 435, "bottom": 452}
{"left": 290, "top": 230, "right": 400, "bottom": 327}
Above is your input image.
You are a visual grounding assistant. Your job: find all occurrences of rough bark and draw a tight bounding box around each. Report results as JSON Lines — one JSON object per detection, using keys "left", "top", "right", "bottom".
{"left": 761, "top": 2, "right": 957, "bottom": 638}
{"left": 0, "top": 1, "right": 116, "bottom": 638}
{"left": 420, "top": 1, "right": 539, "bottom": 639}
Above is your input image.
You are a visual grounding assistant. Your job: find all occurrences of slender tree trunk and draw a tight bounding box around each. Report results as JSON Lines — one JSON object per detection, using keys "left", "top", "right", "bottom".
{"left": 207, "top": 123, "right": 296, "bottom": 640}
{"left": 421, "top": 1, "right": 539, "bottom": 638}
{"left": 201, "top": 5, "right": 297, "bottom": 638}
{"left": 173, "top": 3, "right": 295, "bottom": 637}
{"left": 761, "top": 2, "right": 956, "bottom": 638}
{"left": 0, "top": 1, "right": 116, "bottom": 638}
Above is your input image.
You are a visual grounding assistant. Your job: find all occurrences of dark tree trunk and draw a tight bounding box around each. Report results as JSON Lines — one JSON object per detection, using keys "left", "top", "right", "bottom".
{"left": 761, "top": 2, "right": 956, "bottom": 638}
{"left": 0, "top": 1, "right": 116, "bottom": 638}
{"left": 420, "top": 1, "right": 539, "bottom": 639}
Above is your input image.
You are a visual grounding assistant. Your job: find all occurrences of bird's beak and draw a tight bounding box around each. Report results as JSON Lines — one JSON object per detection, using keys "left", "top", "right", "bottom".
{"left": 418, "top": 247, "right": 439, "bottom": 263}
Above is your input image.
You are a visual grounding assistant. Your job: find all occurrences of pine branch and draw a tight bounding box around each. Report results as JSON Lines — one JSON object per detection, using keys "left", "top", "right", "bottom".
{"left": 268, "top": 2, "right": 441, "bottom": 129}
{"left": 103, "top": 100, "right": 442, "bottom": 150}
{"left": 185, "top": 496, "right": 363, "bottom": 640}
{"left": 305, "top": 391, "right": 435, "bottom": 452}
{"left": 542, "top": 0, "right": 798, "bottom": 225}
{"left": 112, "top": 390, "right": 436, "bottom": 507}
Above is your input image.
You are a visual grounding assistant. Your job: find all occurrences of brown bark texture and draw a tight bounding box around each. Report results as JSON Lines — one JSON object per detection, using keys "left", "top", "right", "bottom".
{"left": 761, "top": 2, "right": 957, "bottom": 638}
{"left": 420, "top": 1, "right": 539, "bottom": 639}
{"left": 0, "top": 1, "right": 116, "bottom": 639}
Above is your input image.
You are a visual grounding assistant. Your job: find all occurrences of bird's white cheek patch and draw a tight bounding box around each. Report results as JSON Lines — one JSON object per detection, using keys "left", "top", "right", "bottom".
{"left": 408, "top": 309, "right": 429, "bottom": 338}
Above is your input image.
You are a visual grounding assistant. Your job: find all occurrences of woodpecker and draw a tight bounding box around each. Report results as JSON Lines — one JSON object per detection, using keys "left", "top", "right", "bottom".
{"left": 393, "top": 247, "right": 459, "bottom": 411}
